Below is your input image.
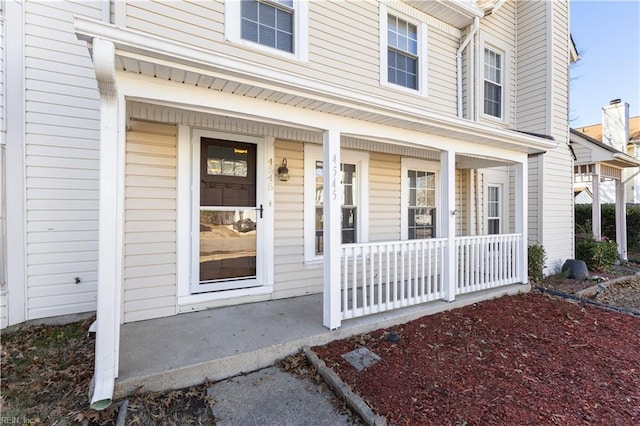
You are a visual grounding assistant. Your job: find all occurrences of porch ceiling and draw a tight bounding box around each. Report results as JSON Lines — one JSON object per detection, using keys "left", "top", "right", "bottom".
{"left": 76, "top": 17, "right": 556, "bottom": 156}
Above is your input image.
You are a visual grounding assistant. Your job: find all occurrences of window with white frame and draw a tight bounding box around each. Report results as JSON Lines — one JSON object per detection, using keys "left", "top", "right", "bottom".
{"left": 304, "top": 145, "right": 368, "bottom": 261}
{"left": 401, "top": 158, "right": 438, "bottom": 240}
{"left": 226, "top": 0, "right": 309, "bottom": 60}
{"left": 406, "top": 169, "right": 437, "bottom": 239}
{"left": 483, "top": 47, "right": 503, "bottom": 118}
{"left": 487, "top": 184, "right": 501, "bottom": 234}
{"left": 380, "top": 4, "right": 427, "bottom": 95}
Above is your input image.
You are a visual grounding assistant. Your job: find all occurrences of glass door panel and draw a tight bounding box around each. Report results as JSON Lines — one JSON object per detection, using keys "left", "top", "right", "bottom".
{"left": 199, "top": 209, "right": 257, "bottom": 282}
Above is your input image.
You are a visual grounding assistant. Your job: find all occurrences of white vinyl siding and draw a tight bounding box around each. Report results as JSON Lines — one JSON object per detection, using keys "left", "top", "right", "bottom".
{"left": 124, "top": 121, "right": 178, "bottom": 323}
{"left": 1, "top": 9, "right": 6, "bottom": 328}
{"left": 125, "top": 1, "right": 459, "bottom": 117}
{"left": 24, "top": 1, "right": 101, "bottom": 320}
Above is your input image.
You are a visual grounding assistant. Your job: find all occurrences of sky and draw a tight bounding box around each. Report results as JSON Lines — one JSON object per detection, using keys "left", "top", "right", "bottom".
{"left": 569, "top": 0, "right": 640, "bottom": 127}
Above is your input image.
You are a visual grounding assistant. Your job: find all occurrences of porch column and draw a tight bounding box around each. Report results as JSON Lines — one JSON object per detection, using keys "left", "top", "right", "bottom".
{"left": 441, "top": 150, "right": 456, "bottom": 302}
{"left": 592, "top": 165, "right": 601, "bottom": 241}
{"left": 615, "top": 179, "right": 627, "bottom": 260}
{"left": 514, "top": 161, "right": 528, "bottom": 283}
{"left": 323, "top": 129, "right": 341, "bottom": 329}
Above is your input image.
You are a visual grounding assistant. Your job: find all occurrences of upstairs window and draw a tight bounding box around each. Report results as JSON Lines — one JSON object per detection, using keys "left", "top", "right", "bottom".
{"left": 387, "top": 14, "right": 418, "bottom": 90}
{"left": 241, "top": 0, "right": 294, "bottom": 53}
{"left": 483, "top": 47, "right": 503, "bottom": 118}
{"left": 226, "top": 1, "right": 309, "bottom": 61}
{"left": 380, "top": 4, "right": 427, "bottom": 96}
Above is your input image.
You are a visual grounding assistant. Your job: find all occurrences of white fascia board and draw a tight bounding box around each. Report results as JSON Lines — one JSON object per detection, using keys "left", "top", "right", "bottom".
{"left": 75, "top": 17, "right": 556, "bottom": 154}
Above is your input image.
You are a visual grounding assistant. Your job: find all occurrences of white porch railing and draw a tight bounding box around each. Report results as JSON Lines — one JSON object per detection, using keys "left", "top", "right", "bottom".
{"left": 456, "top": 234, "right": 522, "bottom": 295}
{"left": 339, "top": 234, "right": 523, "bottom": 321}
{"left": 341, "top": 238, "right": 447, "bottom": 320}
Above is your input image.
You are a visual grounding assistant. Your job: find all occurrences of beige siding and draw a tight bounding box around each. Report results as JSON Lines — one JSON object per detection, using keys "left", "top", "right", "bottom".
{"left": 527, "top": 154, "right": 541, "bottom": 244}
{"left": 123, "top": 121, "right": 178, "bottom": 323}
{"left": 515, "top": 0, "right": 549, "bottom": 133}
{"left": 273, "top": 140, "right": 322, "bottom": 298}
{"left": 541, "top": 0, "right": 573, "bottom": 270}
{"left": 369, "top": 153, "right": 401, "bottom": 242}
{"left": 124, "top": 0, "right": 460, "bottom": 118}
{"left": 456, "top": 169, "right": 467, "bottom": 236}
{"left": 479, "top": 0, "right": 517, "bottom": 127}
{"left": 24, "top": 1, "right": 101, "bottom": 320}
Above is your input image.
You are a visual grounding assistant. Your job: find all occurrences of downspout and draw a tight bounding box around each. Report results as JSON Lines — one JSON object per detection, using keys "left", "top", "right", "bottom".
{"left": 90, "top": 37, "right": 119, "bottom": 410}
{"left": 457, "top": 16, "right": 480, "bottom": 118}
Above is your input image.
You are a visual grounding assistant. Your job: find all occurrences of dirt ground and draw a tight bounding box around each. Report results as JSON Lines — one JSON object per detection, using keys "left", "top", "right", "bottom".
{"left": 1, "top": 261, "right": 639, "bottom": 425}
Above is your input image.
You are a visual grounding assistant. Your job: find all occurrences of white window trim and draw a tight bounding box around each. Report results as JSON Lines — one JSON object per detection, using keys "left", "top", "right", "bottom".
{"left": 479, "top": 33, "right": 510, "bottom": 124}
{"left": 486, "top": 183, "right": 505, "bottom": 234}
{"left": 401, "top": 158, "right": 440, "bottom": 240}
{"left": 379, "top": 3, "right": 428, "bottom": 97}
{"left": 225, "top": 0, "right": 309, "bottom": 62}
{"left": 304, "top": 144, "right": 369, "bottom": 263}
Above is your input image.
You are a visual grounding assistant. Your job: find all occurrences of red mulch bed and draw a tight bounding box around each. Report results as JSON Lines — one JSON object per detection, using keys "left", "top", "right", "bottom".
{"left": 313, "top": 293, "right": 640, "bottom": 425}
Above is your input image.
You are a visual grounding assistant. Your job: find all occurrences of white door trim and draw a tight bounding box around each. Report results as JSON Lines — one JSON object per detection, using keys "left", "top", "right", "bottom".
{"left": 177, "top": 129, "right": 274, "bottom": 306}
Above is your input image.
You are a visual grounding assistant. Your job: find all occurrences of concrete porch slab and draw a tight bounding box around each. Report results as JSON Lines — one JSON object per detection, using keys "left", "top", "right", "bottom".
{"left": 115, "top": 284, "right": 529, "bottom": 398}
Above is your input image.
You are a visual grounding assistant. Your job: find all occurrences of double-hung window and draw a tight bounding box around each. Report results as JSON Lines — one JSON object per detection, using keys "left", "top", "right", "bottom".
{"left": 226, "top": 1, "right": 309, "bottom": 60}
{"left": 387, "top": 14, "right": 418, "bottom": 90}
{"left": 483, "top": 47, "right": 503, "bottom": 118}
{"left": 304, "top": 145, "right": 369, "bottom": 261}
{"left": 380, "top": 4, "right": 427, "bottom": 95}
{"left": 241, "top": 0, "right": 294, "bottom": 53}
{"left": 487, "top": 185, "right": 501, "bottom": 234}
{"left": 401, "top": 158, "right": 438, "bottom": 240}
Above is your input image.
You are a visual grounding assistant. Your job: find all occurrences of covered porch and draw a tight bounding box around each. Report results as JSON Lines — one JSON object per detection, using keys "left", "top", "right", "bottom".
{"left": 114, "top": 284, "right": 526, "bottom": 398}
{"left": 75, "top": 18, "right": 557, "bottom": 406}
{"left": 570, "top": 129, "right": 640, "bottom": 260}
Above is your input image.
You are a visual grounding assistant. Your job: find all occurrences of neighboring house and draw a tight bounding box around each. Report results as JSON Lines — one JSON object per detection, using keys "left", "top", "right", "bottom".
{"left": 2, "top": 0, "right": 574, "bottom": 406}
{"left": 574, "top": 101, "right": 640, "bottom": 204}
{"left": 570, "top": 109, "right": 640, "bottom": 259}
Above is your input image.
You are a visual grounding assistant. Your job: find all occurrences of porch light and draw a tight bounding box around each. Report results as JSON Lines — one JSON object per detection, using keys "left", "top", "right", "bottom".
{"left": 278, "top": 158, "right": 290, "bottom": 181}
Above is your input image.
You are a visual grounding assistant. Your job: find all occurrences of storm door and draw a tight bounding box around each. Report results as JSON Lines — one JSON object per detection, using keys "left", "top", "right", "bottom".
{"left": 196, "top": 138, "right": 260, "bottom": 292}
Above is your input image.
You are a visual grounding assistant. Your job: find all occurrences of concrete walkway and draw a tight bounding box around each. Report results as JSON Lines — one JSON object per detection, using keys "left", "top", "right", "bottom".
{"left": 208, "top": 366, "right": 356, "bottom": 425}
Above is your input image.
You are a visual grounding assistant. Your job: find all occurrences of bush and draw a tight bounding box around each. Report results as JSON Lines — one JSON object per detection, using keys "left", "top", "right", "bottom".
{"left": 575, "top": 238, "right": 618, "bottom": 271}
{"left": 575, "top": 204, "right": 640, "bottom": 251}
{"left": 528, "top": 244, "right": 546, "bottom": 283}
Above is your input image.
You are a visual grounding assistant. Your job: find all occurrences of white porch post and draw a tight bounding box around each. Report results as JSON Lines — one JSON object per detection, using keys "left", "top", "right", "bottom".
{"left": 592, "top": 165, "right": 601, "bottom": 241}
{"left": 441, "top": 150, "right": 456, "bottom": 302}
{"left": 323, "top": 129, "right": 341, "bottom": 329}
{"left": 515, "top": 161, "right": 528, "bottom": 283}
{"left": 90, "top": 38, "right": 120, "bottom": 409}
{"left": 615, "top": 179, "right": 627, "bottom": 260}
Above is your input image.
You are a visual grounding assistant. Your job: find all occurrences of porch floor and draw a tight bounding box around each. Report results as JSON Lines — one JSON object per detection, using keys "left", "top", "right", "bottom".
{"left": 115, "top": 283, "right": 529, "bottom": 398}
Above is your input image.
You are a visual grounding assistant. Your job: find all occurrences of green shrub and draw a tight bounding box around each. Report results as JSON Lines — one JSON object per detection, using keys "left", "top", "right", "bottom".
{"left": 528, "top": 244, "right": 546, "bottom": 283}
{"left": 575, "top": 238, "right": 618, "bottom": 271}
{"left": 575, "top": 204, "right": 640, "bottom": 251}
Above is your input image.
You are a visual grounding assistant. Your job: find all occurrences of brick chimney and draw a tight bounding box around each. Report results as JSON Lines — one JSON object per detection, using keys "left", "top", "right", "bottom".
{"left": 602, "top": 99, "right": 630, "bottom": 151}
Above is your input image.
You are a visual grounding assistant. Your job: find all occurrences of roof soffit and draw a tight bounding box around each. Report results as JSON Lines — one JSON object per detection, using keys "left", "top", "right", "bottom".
{"left": 75, "top": 17, "right": 555, "bottom": 155}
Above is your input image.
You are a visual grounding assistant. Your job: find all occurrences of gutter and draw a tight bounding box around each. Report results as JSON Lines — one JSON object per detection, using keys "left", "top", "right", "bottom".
{"left": 89, "top": 37, "right": 119, "bottom": 410}
{"left": 457, "top": 16, "right": 480, "bottom": 119}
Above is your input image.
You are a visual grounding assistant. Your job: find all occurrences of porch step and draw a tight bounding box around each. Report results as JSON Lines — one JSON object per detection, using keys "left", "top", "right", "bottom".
{"left": 114, "top": 284, "right": 529, "bottom": 398}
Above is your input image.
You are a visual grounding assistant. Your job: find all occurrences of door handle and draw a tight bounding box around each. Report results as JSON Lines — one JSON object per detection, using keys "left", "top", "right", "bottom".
{"left": 256, "top": 204, "right": 263, "bottom": 219}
